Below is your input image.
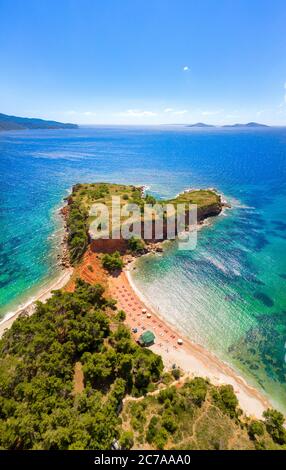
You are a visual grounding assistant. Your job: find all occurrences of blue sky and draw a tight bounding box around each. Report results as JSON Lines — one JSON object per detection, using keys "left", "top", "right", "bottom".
{"left": 0, "top": 0, "right": 286, "bottom": 125}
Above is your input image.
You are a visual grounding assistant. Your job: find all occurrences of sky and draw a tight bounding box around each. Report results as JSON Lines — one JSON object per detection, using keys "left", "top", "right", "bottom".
{"left": 0, "top": 0, "right": 286, "bottom": 125}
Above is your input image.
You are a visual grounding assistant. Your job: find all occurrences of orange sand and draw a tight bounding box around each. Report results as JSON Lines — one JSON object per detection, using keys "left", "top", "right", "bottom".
{"left": 0, "top": 245, "right": 272, "bottom": 419}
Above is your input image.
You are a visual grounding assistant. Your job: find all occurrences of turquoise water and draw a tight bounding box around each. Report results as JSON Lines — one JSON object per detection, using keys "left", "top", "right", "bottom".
{"left": 0, "top": 126, "right": 286, "bottom": 410}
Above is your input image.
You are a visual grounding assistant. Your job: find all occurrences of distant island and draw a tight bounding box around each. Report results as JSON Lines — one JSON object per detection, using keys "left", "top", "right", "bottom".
{"left": 0, "top": 112, "right": 78, "bottom": 131}
{"left": 187, "top": 122, "right": 215, "bottom": 128}
{"left": 186, "top": 122, "right": 269, "bottom": 129}
{"left": 222, "top": 122, "right": 269, "bottom": 128}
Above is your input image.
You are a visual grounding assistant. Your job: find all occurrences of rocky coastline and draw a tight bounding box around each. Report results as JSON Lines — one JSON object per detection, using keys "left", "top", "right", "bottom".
{"left": 57, "top": 205, "right": 71, "bottom": 269}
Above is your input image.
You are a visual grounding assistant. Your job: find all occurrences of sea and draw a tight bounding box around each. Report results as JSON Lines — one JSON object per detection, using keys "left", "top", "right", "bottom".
{"left": 0, "top": 125, "right": 285, "bottom": 411}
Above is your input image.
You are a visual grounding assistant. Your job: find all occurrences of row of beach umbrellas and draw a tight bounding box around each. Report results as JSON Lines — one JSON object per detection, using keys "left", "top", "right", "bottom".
{"left": 140, "top": 308, "right": 183, "bottom": 345}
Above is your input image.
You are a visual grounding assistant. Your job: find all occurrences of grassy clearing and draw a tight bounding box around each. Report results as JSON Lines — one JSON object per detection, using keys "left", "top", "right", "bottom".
{"left": 121, "top": 378, "right": 285, "bottom": 450}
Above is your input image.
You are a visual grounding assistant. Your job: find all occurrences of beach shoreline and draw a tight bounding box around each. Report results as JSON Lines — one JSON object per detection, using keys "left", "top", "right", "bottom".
{"left": 0, "top": 202, "right": 73, "bottom": 338}
{"left": 0, "top": 190, "right": 272, "bottom": 420}
{"left": 0, "top": 240, "right": 273, "bottom": 419}
{"left": 119, "top": 263, "right": 271, "bottom": 419}
{"left": 0, "top": 267, "right": 73, "bottom": 338}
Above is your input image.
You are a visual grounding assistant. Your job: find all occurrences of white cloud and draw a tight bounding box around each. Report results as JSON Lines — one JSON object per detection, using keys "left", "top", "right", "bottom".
{"left": 164, "top": 108, "right": 174, "bottom": 113}
{"left": 119, "top": 109, "right": 157, "bottom": 117}
{"left": 63, "top": 110, "right": 97, "bottom": 117}
{"left": 183, "top": 66, "right": 189, "bottom": 71}
{"left": 172, "top": 109, "right": 188, "bottom": 115}
{"left": 281, "top": 82, "right": 286, "bottom": 104}
{"left": 201, "top": 109, "right": 223, "bottom": 116}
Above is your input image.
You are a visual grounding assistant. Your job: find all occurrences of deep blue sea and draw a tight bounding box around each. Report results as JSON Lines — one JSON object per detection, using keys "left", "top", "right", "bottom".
{"left": 0, "top": 126, "right": 286, "bottom": 410}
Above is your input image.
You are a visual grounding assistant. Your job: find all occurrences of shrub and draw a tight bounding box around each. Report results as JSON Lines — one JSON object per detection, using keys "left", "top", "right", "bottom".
{"left": 127, "top": 236, "right": 145, "bottom": 253}
{"left": 67, "top": 200, "right": 89, "bottom": 265}
{"left": 153, "top": 428, "right": 168, "bottom": 450}
{"left": 119, "top": 431, "right": 134, "bottom": 449}
{"left": 212, "top": 384, "right": 238, "bottom": 418}
{"left": 116, "top": 310, "right": 126, "bottom": 322}
{"left": 146, "top": 416, "right": 159, "bottom": 443}
{"left": 248, "top": 420, "right": 264, "bottom": 440}
{"left": 158, "top": 387, "right": 175, "bottom": 404}
{"left": 144, "top": 194, "right": 157, "bottom": 205}
{"left": 186, "top": 377, "right": 208, "bottom": 407}
{"left": 102, "top": 251, "right": 124, "bottom": 272}
{"left": 171, "top": 368, "right": 181, "bottom": 380}
{"left": 162, "top": 413, "right": 177, "bottom": 433}
{"left": 263, "top": 409, "right": 286, "bottom": 445}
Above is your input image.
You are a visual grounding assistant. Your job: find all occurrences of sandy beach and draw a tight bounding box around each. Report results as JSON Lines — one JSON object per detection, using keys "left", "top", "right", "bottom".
{"left": 0, "top": 241, "right": 271, "bottom": 420}
{"left": 0, "top": 267, "right": 73, "bottom": 338}
{"left": 108, "top": 260, "right": 271, "bottom": 419}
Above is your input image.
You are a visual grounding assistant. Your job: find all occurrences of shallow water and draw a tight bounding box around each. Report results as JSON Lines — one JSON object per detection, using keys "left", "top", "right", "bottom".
{"left": 0, "top": 125, "right": 286, "bottom": 410}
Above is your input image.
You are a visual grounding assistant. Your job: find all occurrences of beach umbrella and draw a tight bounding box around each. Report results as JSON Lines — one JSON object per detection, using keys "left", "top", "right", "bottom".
{"left": 147, "top": 313, "right": 151, "bottom": 318}
{"left": 177, "top": 338, "right": 183, "bottom": 345}
{"left": 142, "top": 308, "right": 147, "bottom": 314}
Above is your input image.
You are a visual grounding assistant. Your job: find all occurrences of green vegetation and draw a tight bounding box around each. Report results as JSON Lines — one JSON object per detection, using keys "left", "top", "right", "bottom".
{"left": 68, "top": 183, "right": 221, "bottom": 258}
{"left": 263, "top": 409, "right": 286, "bottom": 445}
{"left": 248, "top": 420, "right": 264, "bottom": 440}
{"left": 0, "top": 278, "right": 285, "bottom": 451}
{"left": 119, "top": 430, "right": 134, "bottom": 449}
{"left": 0, "top": 279, "right": 163, "bottom": 449}
{"left": 171, "top": 368, "right": 181, "bottom": 380}
{"left": 122, "top": 378, "right": 286, "bottom": 450}
{"left": 144, "top": 194, "right": 157, "bottom": 205}
{"left": 102, "top": 251, "right": 124, "bottom": 272}
{"left": 2, "top": 181, "right": 284, "bottom": 451}
{"left": 0, "top": 112, "right": 78, "bottom": 131}
{"left": 116, "top": 309, "right": 126, "bottom": 322}
{"left": 166, "top": 189, "right": 221, "bottom": 208}
{"left": 212, "top": 384, "right": 240, "bottom": 419}
{"left": 128, "top": 236, "right": 145, "bottom": 253}
{"left": 66, "top": 191, "right": 89, "bottom": 265}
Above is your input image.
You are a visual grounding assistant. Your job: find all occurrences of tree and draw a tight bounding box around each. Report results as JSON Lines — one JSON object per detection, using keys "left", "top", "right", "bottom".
{"left": 116, "top": 310, "right": 126, "bottom": 322}
{"left": 158, "top": 387, "right": 175, "bottom": 404}
{"left": 263, "top": 409, "right": 286, "bottom": 445}
{"left": 144, "top": 194, "right": 157, "bottom": 205}
{"left": 248, "top": 420, "right": 264, "bottom": 440}
{"left": 171, "top": 368, "right": 181, "bottom": 380}
{"left": 162, "top": 412, "right": 177, "bottom": 433}
{"left": 101, "top": 252, "right": 124, "bottom": 272}
{"left": 128, "top": 236, "right": 145, "bottom": 253}
{"left": 212, "top": 384, "right": 238, "bottom": 418}
{"left": 153, "top": 427, "right": 168, "bottom": 450}
{"left": 0, "top": 274, "right": 165, "bottom": 451}
{"left": 66, "top": 200, "right": 89, "bottom": 265}
{"left": 119, "top": 431, "right": 134, "bottom": 449}
{"left": 146, "top": 416, "right": 159, "bottom": 443}
{"left": 186, "top": 377, "right": 208, "bottom": 407}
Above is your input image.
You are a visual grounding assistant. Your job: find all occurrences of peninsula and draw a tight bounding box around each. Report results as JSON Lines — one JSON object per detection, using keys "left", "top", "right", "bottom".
{"left": 0, "top": 183, "right": 285, "bottom": 450}
{"left": 0, "top": 112, "right": 78, "bottom": 131}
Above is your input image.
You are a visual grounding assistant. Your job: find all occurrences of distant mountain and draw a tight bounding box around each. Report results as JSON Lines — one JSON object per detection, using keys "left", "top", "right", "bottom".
{"left": 222, "top": 122, "right": 269, "bottom": 128}
{"left": 187, "top": 122, "right": 215, "bottom": 128}
{"left": 0, "top": 113, "right": 78, "bottom": 131}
